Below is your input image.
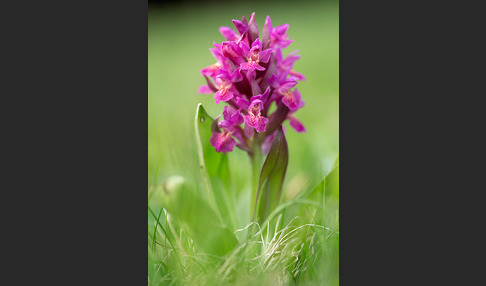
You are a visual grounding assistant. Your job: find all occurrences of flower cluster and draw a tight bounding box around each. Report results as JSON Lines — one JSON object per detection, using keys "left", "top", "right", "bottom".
{"left": 199, "top": 13, "right": 306, "bottom": 154}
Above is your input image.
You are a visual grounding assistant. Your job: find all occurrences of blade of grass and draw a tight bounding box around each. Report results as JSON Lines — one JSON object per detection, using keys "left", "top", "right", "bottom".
{"left": 149, "top": 206, "right": 176, "bottom": 254}
{"left": 296, "top": 156, "right": 339, "bottom": 204}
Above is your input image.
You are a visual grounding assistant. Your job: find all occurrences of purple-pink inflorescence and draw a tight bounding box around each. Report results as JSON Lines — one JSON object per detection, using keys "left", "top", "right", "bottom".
{"left": 199, "top": 13, "right": 306, "bottom": 154}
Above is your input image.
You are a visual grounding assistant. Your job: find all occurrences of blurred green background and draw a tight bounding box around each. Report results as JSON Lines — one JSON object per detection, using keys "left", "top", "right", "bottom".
{"left": 148, "top": 0, "right": 338, "bottom": 200}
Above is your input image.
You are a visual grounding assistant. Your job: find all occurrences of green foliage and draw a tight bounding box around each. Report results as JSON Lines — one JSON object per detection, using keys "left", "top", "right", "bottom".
{"left": 148, "top": 113, "right": 339, "bottom": 284}
{"left": 155, "top": 176, "right": 238, "bottom": 257}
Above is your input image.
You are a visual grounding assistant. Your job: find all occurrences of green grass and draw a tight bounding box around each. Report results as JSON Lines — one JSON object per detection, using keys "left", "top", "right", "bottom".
{"left": 148, "top": 1, "right": 339, "bottom": 284}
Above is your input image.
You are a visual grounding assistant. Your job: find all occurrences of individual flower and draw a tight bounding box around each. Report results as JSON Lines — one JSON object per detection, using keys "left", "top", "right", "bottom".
{"left": 268, "top": 74, "right": 304, "bottom": 111}
{"left": 263, "top": 15, "right": 293, "bottom": 50}
{"left": 275, "top": 51, "right": 305, "bottom": 81}
{"left": 210, "top": 106, "right": 245, "bottom": 153}
{"left": 221, "top": 41, "right": 244, "bottom": 64}
{"left": 243, "top": 97, "right": 269, "bottom": 133}
{"left": 213, "top": 75, "right": 234, "bottom": 104}
{"left": 211, "top": 69, "right": 242, "bottom": 104}
{"left": 210, "top": 131, "right": 237, "bottom": 153}
{"left": 239, "top": 38, "right": 273, "bottom": 73}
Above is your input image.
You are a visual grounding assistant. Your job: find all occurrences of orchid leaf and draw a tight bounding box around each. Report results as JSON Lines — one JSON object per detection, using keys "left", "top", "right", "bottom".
{"left": 195, "top": 103, "right": 237, "bottom": 230}
{"left": 156, "top": 176, "right": 238, "bottom": 257}
{"left": 253, "top": 126, "right": 288, "bottom": 224}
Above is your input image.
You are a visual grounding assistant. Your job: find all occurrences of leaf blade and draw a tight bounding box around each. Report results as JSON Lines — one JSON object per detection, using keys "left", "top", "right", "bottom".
{"left": 253, "top": 126, "right": 289, "bottom": 224}
{"left": 194, "top": 103, "right": 237, "bottom": 230}
{"left": 156, "top": 176, "right": 238, "bottom": 257}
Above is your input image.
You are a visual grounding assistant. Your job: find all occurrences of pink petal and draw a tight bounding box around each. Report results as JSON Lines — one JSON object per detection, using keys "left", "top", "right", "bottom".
{"left": 289, "top": 70, "right": 306, "bottom": 81}
{"left": 236, "top": 97, "right": 250, "bottom": 109}
{"left": 279, "top": 80, "right": 298, "bottom": 92}
{"left": 239, "top": 40, "right": 250, "bottom": 57}
{"left": 230, "top": 110, "right": 244, "bottom": 125}
{"left": 282, "top": 93, "right": 300, "bottom": 111}
{"left": 210, "top": 132, "right": 237, "bottom": 153}
{"left": 232, "top": 20, "right": 248, "bottom": 35}
{"left": 273, "top": 24, "right": 289, "bottom": 37}
{"left": 262, "top": 15, "right": 273, "bottom": 46}
{"left": 289, "top": 116, "right": 306, "bottom": 132}
{"left": 244, "top": 123, "right": 254, "bottom": 138}
{"left": 214, "top": 90, "right": 234, "bottom": 104}
{"left": 231, "top": 69, "right": 243, "bottom": 82}
{"left": 247, "top": 12, "right": 259, "bottom": 42}
{"left": 255, "top": 63, "right": 266, "bottom": 71}
{"left": 222, "top": 41, "right": 241, "bottom": 58}
{"left": 279, "top": 39, "right": 293, "bottom": 49}
{"left": 264, "top": 15, "right": 273, "bottom": 34}
{"left": 198, "top": 85, "right": 213, "bottom": 94}
{"left": 244, "top": 114, "right": 269, "bottom": 133}
{"left": 259, "top": 49, "right": 273, "bottom": 63}
{"left": 268, "top": 74, "right": 280, "bottom": 88}
{"left": 251, "top": 38, "right": 262, "bottom": 49}
{"left": 219, "top": 26, "right": 238, "bottom": 41}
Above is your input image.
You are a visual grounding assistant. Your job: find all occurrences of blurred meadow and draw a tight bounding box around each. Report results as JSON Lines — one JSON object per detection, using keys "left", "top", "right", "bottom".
{"left": 148, "top": 0, "right": 338, "bottom": 284}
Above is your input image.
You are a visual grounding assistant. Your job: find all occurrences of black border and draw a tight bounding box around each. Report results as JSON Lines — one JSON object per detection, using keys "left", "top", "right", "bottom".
{"left": 4, "top": 0, "right": 482, "bottom": 284}
{"left": 4, "top": 0, "right": 148, "bottom": 284}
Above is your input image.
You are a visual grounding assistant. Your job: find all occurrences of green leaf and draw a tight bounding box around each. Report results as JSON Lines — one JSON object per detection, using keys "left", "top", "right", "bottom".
{"left": 253, "top": 126, "right": 289, "bottom": 224}
{"left": 156, "top": 176, "right": 238, "bottom": 257}
{"left": 194, "top": 103, "right": 237, "bottom": 230}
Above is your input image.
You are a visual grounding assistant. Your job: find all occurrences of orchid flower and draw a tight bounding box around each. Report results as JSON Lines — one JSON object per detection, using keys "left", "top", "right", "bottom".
{"left": 239, "top": 38, "right": 273, "bottom": 74}
{"left": 199, "top": 13, "right": 306, "bottom": 154}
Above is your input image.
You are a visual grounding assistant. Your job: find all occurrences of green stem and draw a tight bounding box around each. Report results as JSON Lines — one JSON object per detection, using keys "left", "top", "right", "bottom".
{"left": 250, "top": 139, "right": 262, "bottom": 222}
